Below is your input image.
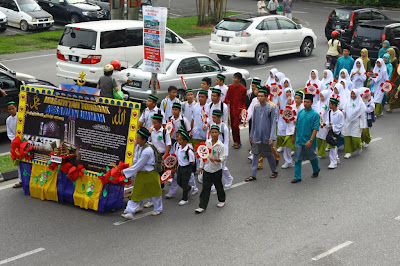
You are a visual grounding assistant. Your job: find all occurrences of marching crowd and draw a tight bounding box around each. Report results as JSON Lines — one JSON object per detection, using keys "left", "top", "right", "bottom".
{"left": 118, "top": 45, "right": 400, "bottom": 218}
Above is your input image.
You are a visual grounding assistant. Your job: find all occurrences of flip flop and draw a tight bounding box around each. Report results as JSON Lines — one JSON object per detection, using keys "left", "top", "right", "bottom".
{"left": 245, "top": 176, "right": 257, "bottom": 182}
{"left": 269, "top": 171, "right": 278, "bottom": 178}
{"left": 13, "top": 182, "right": 22, "bottom": 188}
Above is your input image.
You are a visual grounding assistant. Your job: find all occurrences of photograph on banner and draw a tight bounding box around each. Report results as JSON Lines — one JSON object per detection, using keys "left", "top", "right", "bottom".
{"left": 142, "top": 6, "right": 168, "bottom": 74}
{"left": 20, "top": 87, "right": 139, "bottom": 173}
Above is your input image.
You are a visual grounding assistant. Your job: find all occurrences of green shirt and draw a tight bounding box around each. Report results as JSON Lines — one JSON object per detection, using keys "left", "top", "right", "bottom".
{"left": 295, "top": 108, "right": 320, "bottom": 147}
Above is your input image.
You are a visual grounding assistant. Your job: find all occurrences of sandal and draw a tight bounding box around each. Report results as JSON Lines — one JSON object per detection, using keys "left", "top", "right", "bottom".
{"left": 269, "top": 171, "right": 278, "bottom": 178}
{"left": 386, "top": 109, "right": 392, "bottom": 113}
{"left": 13, "top": 182, "right": 22, "bottom": 188}
{"left": 245, "top": 176, "right": 257, "bottom": 182}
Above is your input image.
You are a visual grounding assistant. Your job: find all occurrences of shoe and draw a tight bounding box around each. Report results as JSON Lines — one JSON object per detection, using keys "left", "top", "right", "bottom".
{"left": 281, "top": 162, "right": 293, "bottom": 169}
{"left": 291, "top": 151, "right": 294, "bottom": 156}
{"left": 188, "top": 186, "right": 194, "bottom": 197}
{"left": 325, "top": 147, "right": 329, "bottom": 152}
{"left": 144, "top": 201, "right": 153, "bottom": 208}
{"left": 291, "top": 179, "right": 301, "bottom": 183}
{"left": 165, "top": 193, "right": 174, "bottom": 199}
{"left": 312, "top": 170, "right": 320, "bottom": 178}
{"left": 121, "top": 213, "right": 134, "bottom": 220}
{"left": 217, "top": 202, "right": 226, "bottom": 208}
{"left": 344, "top": 153, "right": 351, "bottom": 159}
{"left": 151, "top": 211, "right": 162, "bottom": 216}
{"left": 248, "top": 154, "right": 253, "bottom": 161}
{"left": 277, "top": 147, "right": 283, "bottom": 153}
{"left": 318, "top": 156, "right": 324, "bottom": 159}
{"left": 257, "top": 162, "right": 263, "bottom": 170}
{"left": 224, "top": 183, "right": 232, "bottom": 189}
{"left": 168, "top": 178, "right": 173, "bottom": 184}
{"left": 195, "top": 208, "right": 206, "bottom": 213}
{"left": 192, "top": 188, "right": 199, "bottom": 195}
{"left": 211, "top": 185, "right": 216, "bottom": 192}
{"left": 337, "top": 158, "right": 340, "bottom": 164}
{"left": 363, "top": 143, "right": 369, "bottom": 148}
{"left": 356, "top": 147, "right": 362, "bottom": 155}
{"left": 197, "top": 173, "right": 203, "bottom": 183}
{"left": 135, "top": 205, "right": 143, "bottom": 213}
{"left": 178, "top": 200, "right": 188, "bottom": 206}
{"left": 328, "top": 164, "right": 337, "bottom": 169}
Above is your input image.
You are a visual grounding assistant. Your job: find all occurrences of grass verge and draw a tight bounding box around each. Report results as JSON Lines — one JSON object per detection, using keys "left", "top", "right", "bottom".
{"left": 0, "top": 13, "right": 240, "bottom": 55}
{"left": 0, "top": 154, "right": 16, "bottom": 173}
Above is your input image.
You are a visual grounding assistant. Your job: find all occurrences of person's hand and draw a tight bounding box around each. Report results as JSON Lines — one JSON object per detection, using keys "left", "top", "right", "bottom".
{"left": 0, "top": 89, "right": 6, "bottom": 97}
{"left": 250, "top": 137, "right": 253, "bottom": 144}
{"left": 292, "top": 136, "right": 295, "bottom": 145}
{"left": 329, "top": 125, "right": 332, "bottom": 130}
{"left": 269, "top": 139, "right": 274, "bottom": 146}
{"left": 395, "top": 92, "right": 399, "bottom": 99}
{"left": 305, "top": 140, "right": 312, "bottom": 148}
{"left": 162, "top": 153, "right": 168, "bottom": 160}
{"left": 198, "top": 168, "right": 203, "bottom": 175}
{"left": 277, "top": 101, "right": 280, "bottom": 107}
{"left": 209, "top": 157, "right": 215, "bottom": 162}
{"left": 242, "top": 122, "right": 246, "bottom": 127}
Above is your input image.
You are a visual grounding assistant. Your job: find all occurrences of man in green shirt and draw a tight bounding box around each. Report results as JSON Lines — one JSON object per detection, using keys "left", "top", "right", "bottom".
{"left": 291, "top": 94, "right": 320, "bottom": 183}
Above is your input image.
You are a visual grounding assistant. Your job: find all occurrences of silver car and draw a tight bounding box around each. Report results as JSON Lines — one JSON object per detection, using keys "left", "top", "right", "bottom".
{"left": 121, "top": 52, "right": 250, "bottom": 103}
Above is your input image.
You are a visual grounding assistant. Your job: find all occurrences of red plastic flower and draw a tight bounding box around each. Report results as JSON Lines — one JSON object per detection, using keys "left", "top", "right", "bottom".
{"left": 48, "top": 162, "right": 59, "bottom": 171}
{"left": 10, "top": 136, "right": 33, "bottom": 161}
{"left": 98, "top": 161, "right": 131, "bottom": 186}
{"left": 60, "top": 162, "right": 73, "bottom": 174}
{"left": 67, "top": 164, "right": 85, "bottom": 182}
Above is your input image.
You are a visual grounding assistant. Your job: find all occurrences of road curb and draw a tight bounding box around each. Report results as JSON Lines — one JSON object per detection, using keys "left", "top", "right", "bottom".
{"left": 0, "top": 169, "right": 18, "bottom": 182}
{"left": 300, "top": 0, "right": 400, "bottom": 11}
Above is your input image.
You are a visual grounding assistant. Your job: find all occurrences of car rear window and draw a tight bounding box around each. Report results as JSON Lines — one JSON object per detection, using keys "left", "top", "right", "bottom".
{"left": 59, "top": 27, "right": 97, "bottom": 50}
{"left": 216, "top": 19, "right": 251, "bottom": 31}
{"left": 331, "top": 9, "right": 352, "bottom": 21}
{"left": 355, "top": 26, "right": 383, "bottom": 40}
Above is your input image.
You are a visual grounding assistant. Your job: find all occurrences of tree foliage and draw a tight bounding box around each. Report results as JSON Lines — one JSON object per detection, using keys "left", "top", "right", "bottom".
{"left": 338, "top": 0, "right": 400, "bottom": 8}
{"left": 196, "top": 0, "right": 228, "bottom": 26}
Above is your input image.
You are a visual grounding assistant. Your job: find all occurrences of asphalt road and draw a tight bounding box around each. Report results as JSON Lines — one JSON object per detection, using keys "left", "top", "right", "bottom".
{"left": 1, "top": 1, "right": 400, "bottom": 264}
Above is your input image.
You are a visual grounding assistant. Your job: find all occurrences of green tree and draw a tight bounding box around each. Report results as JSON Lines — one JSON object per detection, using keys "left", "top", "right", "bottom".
{"left": 196, "top": 0, "right": 228, "bottom": 26}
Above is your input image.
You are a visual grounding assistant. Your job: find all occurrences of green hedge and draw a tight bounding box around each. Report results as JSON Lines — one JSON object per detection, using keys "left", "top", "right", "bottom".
{"left": 338, "top": 0, "right": 400, "bottom": 8}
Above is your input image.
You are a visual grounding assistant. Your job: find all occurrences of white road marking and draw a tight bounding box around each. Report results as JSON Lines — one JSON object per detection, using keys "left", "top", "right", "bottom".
{"left": 0, "top": 152, "right": 10, "bottom": 157}
{"left": 292, "top": 11, "right": 308, "bottom": 14}
{"left": 311, "top": 241, "right": 353, "bottom": 261}
{"left": 370, "top": 137, "right": 382, "bottom": 143}
{"left": 0, "top": 248, "right": 45, "bottom": 265}
{"left": 252, "top": 65, "right": 275, "bottom": 71}
{"left": 169, "top": 13, "right": 182, "bottom": 17}
{"left": 394, "top": 216, "right": 400, "bottom": 220}
{"left": 0, "top": 54, "right": 54, "bottom": 63}
{"left": 0, "top": 183, "right": 15, "bottom": 191}
{"left": 212, "top": 180, "right": 248, "bottom": 194}
{"left": 113, "top": 212, "right": 153, "bottom": 226}
{"left": 298, "top": 58, "right": 316, "bottom": 62}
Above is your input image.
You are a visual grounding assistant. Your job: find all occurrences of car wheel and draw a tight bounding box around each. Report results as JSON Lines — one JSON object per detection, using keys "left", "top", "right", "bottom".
{"left": 0, "top": 27, "right": 6, "bottom": 32}
{"left": 300, "top": 38, "right": 313, "bottom": 57}
{"left": 254, "top": 44, "right": 268, "bottom": 65}
{"left": 20, "top": 20, "right": 28, "bottom": 31}
{"left": 70, "top": 14, "right": 80, "bottom": 24}
{"left": 177, "top": 90, "right": 186, "bottom": 102}
{"left": 217, "top": 54, "right": 231, "bottom": 61}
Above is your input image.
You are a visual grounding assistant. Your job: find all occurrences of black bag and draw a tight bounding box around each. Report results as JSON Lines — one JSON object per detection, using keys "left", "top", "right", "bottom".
{"left": 326, "top": 110, "right": 340, "bottom": 146}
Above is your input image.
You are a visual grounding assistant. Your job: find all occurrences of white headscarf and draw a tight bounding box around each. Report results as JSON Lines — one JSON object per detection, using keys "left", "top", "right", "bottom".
{"left": 372, "top": 58, "right": 389, "bottom": 82}
{"left": 351, "top": 58, "right": 366, "bottom": 78}
{"left": 321, "top": 69, "right": 334, "bottom": 91}
{"left": 332, "top": 83, "right": 347, "bottom": 109}
{"left": 280, "top": 78, "right": 294, "bottom": 106}
{"left": 338, "top": 68, "right": 353, "bottom": 93}
{"left": 274, "top": 72, "right": 286, "bottom": 86}
{"left": 266, "top": 68, "right": 278, "bottom": 87}
{"left": 343, "top": 88, "right": 366, "bottom": 123}
{"left": 305, "top": 69, "right": 322, "bottom": 89}
{"left": 317, "top": 89, "right": 331, "bottom": 114}
{"left": 340, "top": 79, "right": 351, "bottom": 98}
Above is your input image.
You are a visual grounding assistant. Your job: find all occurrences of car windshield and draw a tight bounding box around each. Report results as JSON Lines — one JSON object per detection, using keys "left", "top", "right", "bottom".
{"left": 16, "top": 0, "right": 42, "bottom": 12}
{"left": 331, "top": 9, "right": 352, "bottom": 21}
{"left": 59, "top": 27, "right": 97, "bottom": 50}
{"left": 355, "top": 26, "right": 383, "bottom": 40}
{"left": 132, "top": 59, "right": 174, "bottom": 71}
{"left": 67, "top": 0, "right": 88, "bottom": 4}
{"left": 216, "top": 20, "right": 251, "bottom": 31}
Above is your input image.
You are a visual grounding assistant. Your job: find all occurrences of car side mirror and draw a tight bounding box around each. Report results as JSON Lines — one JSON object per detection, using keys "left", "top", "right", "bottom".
{"left": 296, "top": 24, "right": 302, "bottom": 29}
{"left": 221, "top": 66, "right": 227, "bottom": 72}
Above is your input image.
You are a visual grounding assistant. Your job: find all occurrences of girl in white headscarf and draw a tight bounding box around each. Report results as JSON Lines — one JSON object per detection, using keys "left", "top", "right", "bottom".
{"left": 332, "top": 83, "right": 347, "bottom": 110}
{"left": 371, "top": 58, "right": 388, "bottom": 116}
{"left": 350, "top": 59, "right": 367, "bottom": 89}
{"left": 340, "top": 79, "right": 352, "bottom": 100}
{"left": 305, "top": 69, "right": 321, "bottom": 108}
{"left": 271, "top": 71, "right": 285, "bottom": 106}
{"left": 338, "top": 69, "right": 353, "bottom": 97}
{"left": 321, "top": 69, "right": 334, "bottom": 91}
{"left": 360, "top": 87, "right": 375, "bottom": 148}
{"left": 266, "top": 68, "right": 278, "bottom": 87}
{"left": 316, "top": 89, "right": 331, "bottom": 158}
{"left": 342, "top": 88, "right": 366, "bottom": 159}
{"left": 276, "top": 78, "right": 294, "bottom": 153}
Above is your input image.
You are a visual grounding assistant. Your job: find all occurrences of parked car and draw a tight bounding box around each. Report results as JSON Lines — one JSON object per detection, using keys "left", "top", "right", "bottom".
{"left": 121, "top": 52, "right": 251, "bottom": 103}
{"left": 0, "top": 0, "right": 54, "bottom": 31}
{"left": 350, "top": 20, "right": 400, "bottom": 62}
{"left": 56, "top": 20, "right": 196, "bottom": 84}
{"left": 37, "top": 0, "right": 108, "bottom": 24}
{"left": 0, "top": 63, "right": 56, "bottom": 133}
{"left": 0, "top": 10, "right": 6, "bottom": 32}
{"left": 325, "top": 7, "right": 389, "bottom": 44}
{"left": 209, "top": 14, "right": 317, "bottom": 65}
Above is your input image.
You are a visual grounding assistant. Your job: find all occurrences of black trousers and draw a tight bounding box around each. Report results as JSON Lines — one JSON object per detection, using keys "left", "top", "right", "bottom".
{"left": 177, "top": 165, "right": 192, "bottom": 201}
{"left": 199, "top": 169, "right": 225, "bottom": 209}
{"left": 270, "top": 10, "right": 277, "bottom": 14}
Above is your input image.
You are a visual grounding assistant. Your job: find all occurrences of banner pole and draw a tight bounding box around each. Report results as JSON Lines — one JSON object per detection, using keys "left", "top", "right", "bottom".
{"left": 151, "top": 73, "right": 158, "bottom": 95}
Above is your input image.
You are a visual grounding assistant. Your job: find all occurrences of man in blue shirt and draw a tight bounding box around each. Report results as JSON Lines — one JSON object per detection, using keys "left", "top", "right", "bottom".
{"left": 291, "top": 94, "right": 320, "bottom": 183}
{"left": 333, "top": 48, "right": 355, "bottom": 79}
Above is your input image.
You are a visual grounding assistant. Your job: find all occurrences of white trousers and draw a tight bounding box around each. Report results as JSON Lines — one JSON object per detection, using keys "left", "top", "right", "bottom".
{"left": 124, "top": 196, "right": 163, "bottom": 214}
{"left": 222, "top": 157, "right": 233, "bottom": 186}
{"left": 285, "top": 13, "right": 292, "bottom": 20}
{"left": 17, "top": 167, "right": 21, "bottom": 182}
{"left": 168, "top": 172, "right": 198, "bottom": 196}
{"left": 329, "top": 147, "right": 338, "bottom": 165}
{"left": 283, "top": 147, "right": 292, "bottom": 165}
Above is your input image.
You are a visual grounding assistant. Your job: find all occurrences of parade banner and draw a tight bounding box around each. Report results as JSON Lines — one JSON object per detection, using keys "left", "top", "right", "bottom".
{"left": 142, "top": 6, "right": 168, "bottom": 74}
{"left": 16, "top": 86, "right": 141, "bottom": 173}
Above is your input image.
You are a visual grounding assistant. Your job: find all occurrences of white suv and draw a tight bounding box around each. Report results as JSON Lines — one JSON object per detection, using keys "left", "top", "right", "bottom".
{"left": 209, "top": 14, "right": 317, "bottom": 65}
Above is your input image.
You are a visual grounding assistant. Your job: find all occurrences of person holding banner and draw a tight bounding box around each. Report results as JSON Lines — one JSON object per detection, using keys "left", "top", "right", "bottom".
{"left": 161, "top": 86, "right": 181, "bottom": 124}
{"left": 245, "top": 87, "right": 278, "bottom": 182}
{"left": 214, "top": 74, "right": 229, "bottom": 102}
{"left": 121, "top": 127, "right": 163, "bottom": 219}
{"left": 195, "top": 125, "right": 226, "bottom": 214}
{"left": 138, "top": 94, "right": 161, "bottom": 129}
{"left": 224, "top": 72, "right": 247, "bottom": 149}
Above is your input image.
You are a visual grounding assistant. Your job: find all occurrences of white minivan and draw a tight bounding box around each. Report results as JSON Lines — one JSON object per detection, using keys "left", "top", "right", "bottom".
{"left": 56, "top": 20, "right": 196, "bottom": 84}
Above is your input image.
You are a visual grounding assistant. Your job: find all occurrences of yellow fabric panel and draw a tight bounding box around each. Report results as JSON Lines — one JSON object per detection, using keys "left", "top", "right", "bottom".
{"left": 73, "top": 174, "right": 103, "bottom": 211}
{"left": 29, "top": 164, "right": 58, "bottom": 202}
